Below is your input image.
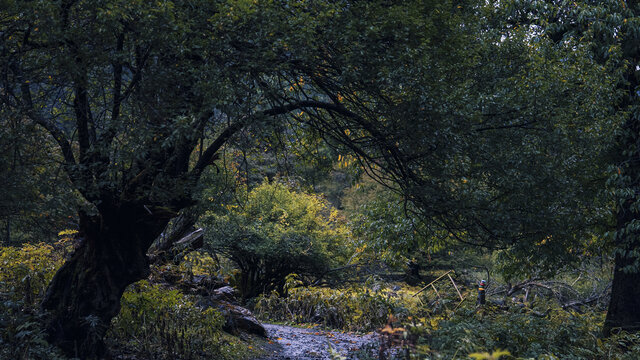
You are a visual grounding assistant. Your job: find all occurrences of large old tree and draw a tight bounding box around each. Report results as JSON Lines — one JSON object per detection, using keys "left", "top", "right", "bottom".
{"left": 0, "top": 0, "right": 624, "bottom": 357}
{"left": 0, "top": 0, "right": 366, "bottom": 356}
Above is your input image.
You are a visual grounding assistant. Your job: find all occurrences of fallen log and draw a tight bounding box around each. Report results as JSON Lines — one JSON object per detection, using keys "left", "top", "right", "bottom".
{"left": 151, "top": 228, "right": 204, "bottom": 264}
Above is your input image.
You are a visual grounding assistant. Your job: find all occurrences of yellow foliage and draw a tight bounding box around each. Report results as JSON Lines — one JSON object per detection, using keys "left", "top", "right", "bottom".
{"left": 0, "top": 240, "right": 67, "bottom": 305}
{"left": 469, "top": 349, "right": 511, "bottom": 360}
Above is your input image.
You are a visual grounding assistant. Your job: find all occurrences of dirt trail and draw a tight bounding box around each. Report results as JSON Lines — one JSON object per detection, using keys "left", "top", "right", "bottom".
{"left": 257, "top": 323, "right": 380, "bottom": 359}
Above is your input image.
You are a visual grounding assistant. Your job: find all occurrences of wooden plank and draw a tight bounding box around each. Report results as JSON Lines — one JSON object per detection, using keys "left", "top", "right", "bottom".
{"left": 447, "top": 273, "right": 464, "bottom": 301}
{"left": 452, "top": 296, "right": 467, "bottom": 311}
{"left": 411, "top": 270, "right": 453, "bottom": 297}
{"left": 431, "top": 283, "right": 440, "bottom": 298}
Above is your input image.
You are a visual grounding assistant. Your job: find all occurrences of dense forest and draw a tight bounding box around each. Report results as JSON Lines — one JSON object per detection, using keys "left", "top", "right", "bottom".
{"left": 1, "top": 0, "right": 640, "bottom": 359}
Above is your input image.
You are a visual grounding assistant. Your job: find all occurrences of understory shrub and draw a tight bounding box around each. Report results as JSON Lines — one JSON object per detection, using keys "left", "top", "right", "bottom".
{"left": 1, "top": 239, "right": 255, "bottom": 360}
{"left": 107, "top": 280, "right": 225, "bottom": 360}
{"left": 0, "top": 239, "right": 71, "bottom": 360}
{"left": 201, "top": 181, "right": 351, "bottom": 298}
{"left": 254, "top": 275, "right": 418, "bottom": 331}
{"left": 0, "top": 236, "right": 71, "bottom": 307}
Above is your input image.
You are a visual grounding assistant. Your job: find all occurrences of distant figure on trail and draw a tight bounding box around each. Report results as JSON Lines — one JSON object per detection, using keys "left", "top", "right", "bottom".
{"left": 477, "top": 280, "right": 486, "bottom": 305}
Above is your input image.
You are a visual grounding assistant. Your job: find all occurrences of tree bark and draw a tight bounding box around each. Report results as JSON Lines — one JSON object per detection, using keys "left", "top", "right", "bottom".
{"left": 239, "top": 264, "right": 264, "bottom": 299}
{"left": 40, "top": 202, "right": 171, "bottom": 358}
{"left": 405, "top": 259, "right": 421, "bottom": 286}
{"left": 603, "top": 204, "right": 640, "bottom": 336}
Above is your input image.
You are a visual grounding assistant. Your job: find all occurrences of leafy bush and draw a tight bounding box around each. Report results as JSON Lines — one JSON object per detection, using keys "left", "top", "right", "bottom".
{"left": 0, "top": 236, "right": 71, "bottom": 307}
{"left": 345, "top": 180, "right": 438, "bottom": 267}
{"left": 107, "top": 280, "right": 225, "bottom": 360}
{"left": 201, "top": 180, "right": 351, "bottom": 297}
{"left": 0, "top": 239, "right": 72, "bottom": 360}
{"left": 254, "top": 275, "right": 418, "bottom": 331}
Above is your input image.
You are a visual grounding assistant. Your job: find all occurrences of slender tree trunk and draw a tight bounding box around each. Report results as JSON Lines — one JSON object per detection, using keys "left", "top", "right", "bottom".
{"left": 41, "top": 203, "right": 170, "bottom": 358}
{"left": 4, "top": 218, "right": 9, "bottom": 245}
{"left": 405, "top": 259, "right": 421, "bottom": 286}
{"left": 241, "top": 267, "right": 254, "bottom": 299}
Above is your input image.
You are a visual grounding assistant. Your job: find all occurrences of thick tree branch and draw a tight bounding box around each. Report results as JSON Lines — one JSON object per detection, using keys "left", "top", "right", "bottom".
{"left": 190, "top": 121, "right": 243, "bottom": 178}
{"left": 292, "top": 99, "right": 417, "bottom": 185}
{"left": 167, "top": 110, "right": 212, "bottom": 177}
{"left": 73, "top": 84, "right": 93, "bottom": 163}
{"left": 99, "top": 43, "right": 151, "bottom": 148}
{"left": 188, "top": 101, "right": 323, "bottom": 178}
{"left": 110, "top": 33, "right": 124, "bottom": 126}
{"left": 18, "top": 82, "right": 97, "bottom": 200}
{"left": 22, "top": 109, "right": 76, "bottom": 170}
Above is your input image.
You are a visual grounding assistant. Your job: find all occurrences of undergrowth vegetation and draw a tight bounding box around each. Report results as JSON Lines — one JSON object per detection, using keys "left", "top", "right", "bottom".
{"left": 0, "top": 233, "right": 72, "bottom": 306}
{"left": 0, "top": 299, "right": 66, "bottom": 360}
{"left": 107, "top": 281, "right": 225, "bottom": 360}
{"left": 0, "top": 237, "right": 70, "bottom": 360}
{"left": 0, "top": 241, "right": 263, "bottom": 360}
{"left": 409, "top": 301, "right": 640, "bottom": 359}
{"left": 253, "top": 273, "right": 640, "bottom": 360}
{"left": 254, "top": 274, "right": 423, "bottom": 332}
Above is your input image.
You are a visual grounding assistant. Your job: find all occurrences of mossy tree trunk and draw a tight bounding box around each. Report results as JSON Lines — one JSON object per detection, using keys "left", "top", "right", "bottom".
{"left": 40, "top": 202, "right": 172, "bottom": 358}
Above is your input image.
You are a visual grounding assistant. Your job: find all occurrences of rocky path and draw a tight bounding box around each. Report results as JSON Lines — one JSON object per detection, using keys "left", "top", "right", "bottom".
{"left": 256, "top": 323, "right": 380, "bottom": 360}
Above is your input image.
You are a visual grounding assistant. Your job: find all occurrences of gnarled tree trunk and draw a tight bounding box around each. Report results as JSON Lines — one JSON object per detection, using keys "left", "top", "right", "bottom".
{"left": 40, "top": 203, "right": 172, "bottom": 358}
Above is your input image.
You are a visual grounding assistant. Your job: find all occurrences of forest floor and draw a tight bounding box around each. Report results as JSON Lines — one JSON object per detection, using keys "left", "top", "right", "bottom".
{"left": 255, "top": 323, "right": 381, "bottom": 360}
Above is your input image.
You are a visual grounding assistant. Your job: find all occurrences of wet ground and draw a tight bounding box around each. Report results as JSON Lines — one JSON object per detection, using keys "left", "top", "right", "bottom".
{"left": 256, "top": 323, "right": 380, "bottom": 359}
